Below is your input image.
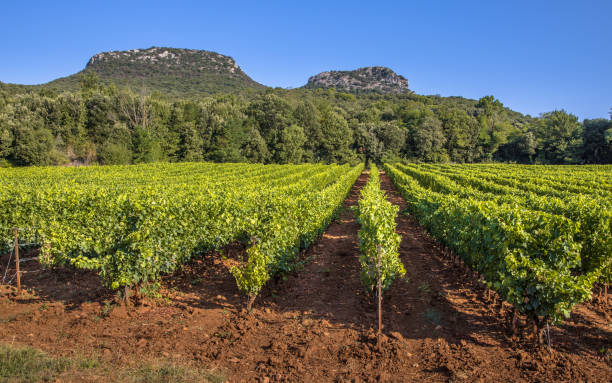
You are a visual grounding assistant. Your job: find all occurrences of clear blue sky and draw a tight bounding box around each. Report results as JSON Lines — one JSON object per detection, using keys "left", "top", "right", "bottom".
{"left": 1, "top": 0, "right": 610, "bottom": 120}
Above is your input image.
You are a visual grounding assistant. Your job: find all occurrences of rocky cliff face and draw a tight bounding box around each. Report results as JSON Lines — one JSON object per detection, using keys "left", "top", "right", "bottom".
{"left": 304, "top": 66, "right": 410, "bottom": 94}
{"left": 86, "top": 47, "right": 250, "bottom": 80}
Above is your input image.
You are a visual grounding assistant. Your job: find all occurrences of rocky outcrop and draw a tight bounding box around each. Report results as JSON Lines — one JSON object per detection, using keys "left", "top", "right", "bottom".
{"left": 304, "top": 66, "right": 410, "bottom": 94}
{"left": 43, "top": 47, "right": 264, "bottom": 96}
{"left": 86, "top": 47, "right": 247, "bottom": 79}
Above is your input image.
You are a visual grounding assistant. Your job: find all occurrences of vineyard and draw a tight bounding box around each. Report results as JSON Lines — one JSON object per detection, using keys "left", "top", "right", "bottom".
{"left": 384, "top": 162, "right": 612, "bottom": 339}
{"left": 0, "top": 162, "right": 610, "bottom": 382}
{"left": 0, "top": 162, "right": 362, "bottom": 307}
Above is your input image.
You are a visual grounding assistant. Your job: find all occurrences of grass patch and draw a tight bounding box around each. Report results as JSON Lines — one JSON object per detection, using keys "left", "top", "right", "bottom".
{"left": 0, "top": 344, "right": 223, "bottom": 383}
{"left": 124, "top": 362, "right": 226, "bottom": 383}
{"left": 0, "top": 343, "right": 97, "bottom": 383}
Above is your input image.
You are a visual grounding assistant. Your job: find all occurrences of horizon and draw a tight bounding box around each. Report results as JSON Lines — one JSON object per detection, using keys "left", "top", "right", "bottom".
{"left": 1, "top": 0, "right": 610, "bottom": 120}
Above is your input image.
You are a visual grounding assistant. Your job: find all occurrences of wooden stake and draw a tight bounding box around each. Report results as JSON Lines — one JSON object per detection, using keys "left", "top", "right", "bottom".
{"left": 511, "top": 308, "right": 518, "bottom": 336}
{"left": 377, "top": 244, "right": 382, "bottom": 348}
{"left": 13, "top": 228, "right": 20, "bottom": 294}
{"left": 535, "top": 320, "right": 545, "bottom": 345}
{"left": 123, "top": 286, "right": 131, "bottom": 308}
{"left": 546, "top": 321, "right": 552, "bottom": 352}
{"left": 43, "top": 243, "right": 51, "bottom": 265}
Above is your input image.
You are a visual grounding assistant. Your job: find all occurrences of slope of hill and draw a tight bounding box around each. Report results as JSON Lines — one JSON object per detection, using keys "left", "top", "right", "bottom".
{"left": 304, "top": 66, "right": 411, "bottom": 94}
{"left": 41, "top": 47, "right": 266, "bottom": 96}
{"left": 3, "top": 50, "right": 414, "bottom": 97}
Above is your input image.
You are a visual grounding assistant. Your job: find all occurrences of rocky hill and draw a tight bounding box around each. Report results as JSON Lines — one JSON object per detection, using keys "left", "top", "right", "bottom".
{"left": 6, "top": 50, "right": 413, "bottom": 96}
{"left": 43, "top": 47, "right": 265, "bottom": 96}
{"left": 304, "top": 66, "right": 410, "bottom": 94}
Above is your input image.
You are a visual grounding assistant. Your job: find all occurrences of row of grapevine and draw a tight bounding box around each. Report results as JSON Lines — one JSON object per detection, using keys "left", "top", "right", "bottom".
{"left": 421, "top": 163, "right": 612, "bottom": 198}
{"left": 395, "top": 163, "right": 612, "bottom": 284}
{"left": 0, "top": 162, "right": 363, "bottom": 307}
{"left": 424, "top": 163, "right": 612, "bottom": 192}
{"left": 384, "top": 163, "right": 604, "bottom": 339}
{"left": 231, "top": 163, "right": 363, "bottom": 308}
{"left": 356, "top": 164, "right": 404, "bottom": 294}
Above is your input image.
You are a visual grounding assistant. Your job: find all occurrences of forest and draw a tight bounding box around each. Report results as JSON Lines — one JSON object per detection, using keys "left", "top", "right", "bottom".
{"left": 1, "top": 72, "right": 610, "bottom": 167}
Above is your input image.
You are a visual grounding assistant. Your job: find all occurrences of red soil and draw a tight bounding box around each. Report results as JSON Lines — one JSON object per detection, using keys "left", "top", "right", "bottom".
{"left": 0, "top": 171, "right": 610, "bottom": 382}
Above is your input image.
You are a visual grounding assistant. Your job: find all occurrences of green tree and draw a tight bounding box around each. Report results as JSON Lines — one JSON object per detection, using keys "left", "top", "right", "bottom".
{"left": 475, "top": 96, "right": 514, "bottom": 160}
{"left": 178, "top": 121, "right": 203, "bottom": 162}
{"left": 79, "top": 71, "right": 102, "bottom": 96}
{"left": 98, "top": 142, "right": 132, "bottom": 165}
{"left": 0, "top": 127, "right": 13, "bottom": 159}
{"left": 375, "top": 121, "right": 406, "bottom": 157}
{"left": 354, "top": 123, "right": 384, "bottom": 165}
{"left": 582, "top": 119, "right": 612, "bottom": 164}
{"left": 534, "top": 110, "right": 583, "bottom": 164}
{"left": 436, "top": 106, "right": 479, "bottom": 162}
{"left": 163, "top": 106, "right": 185, "bottom": 162}
{"left": 84, "top": 94, "right": 118, "bottom": 144}
{"left": 207, "top": 117, "right": 248, "bottom": 162}
{"left": 319, "top": 110, "right": 355, "bottom": 163}
{"left": 411, "top": 116, "right": 448, "bottom": 162}
{"left": 12, "top": 126, "right": 55, "bottom": 165}
{"left": 276, "top": 124, "right": 306, "bottom": 164}
{"left": 495, "top": 130, "right": 538, "bottom": 163}
{"left": 247, "top": 94, "right": 294, "bottom": 161}
{"left": 241, "top": 120, "right": 269, "bottom": 163}
{"left": 293, "top": 101, "right": 321, "bottom": 162}
{"left": 512, "top": 131, "right": 538, "bottom": 163}
{"left": 132, "top": 126, "right": 162, "bottom": 163}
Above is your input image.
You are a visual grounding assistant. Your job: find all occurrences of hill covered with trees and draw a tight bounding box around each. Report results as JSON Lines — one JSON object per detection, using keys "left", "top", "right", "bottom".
{"left": 0, "top": 47, "right": 610, "bottom": 167}
{"left": 31, "top": 47, "right": 265, "bottom": 97}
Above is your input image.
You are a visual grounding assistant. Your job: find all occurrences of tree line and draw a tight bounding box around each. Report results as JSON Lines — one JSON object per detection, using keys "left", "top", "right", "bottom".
{"left": 1, "top": 73, "right": 610, "bottom": 167}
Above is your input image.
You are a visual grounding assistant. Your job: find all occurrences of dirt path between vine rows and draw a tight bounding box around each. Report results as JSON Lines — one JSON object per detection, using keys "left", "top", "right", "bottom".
{"left": 0, "top": 170, "right": 610, "bottom": 382}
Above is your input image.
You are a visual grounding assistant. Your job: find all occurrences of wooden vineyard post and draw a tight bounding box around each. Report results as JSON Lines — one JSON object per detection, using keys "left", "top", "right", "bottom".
{"left": 511, "top": 308, "right": 518, "bottom": 336}
{"left": 43, "top": 243, "right": 51, "bottom": 265}
{"left": 376, "top": 244, "right": 382, "bottom": 348}
{"left": 246, "top": 236, "right": 258, "bottom": 313}
{"left": 124, "top": 286, "right": 131, "bottom": 308}
{"left": 13, "top": 228, "right": 21, "bottom": 295}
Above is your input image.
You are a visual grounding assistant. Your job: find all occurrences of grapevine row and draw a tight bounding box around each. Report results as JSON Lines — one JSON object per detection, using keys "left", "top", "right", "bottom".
{"left": 356, "top": 164, "right": 404, "bottom": 294}
{"left": 0, "top": 162, "right": 363, "bottom": 308}
{"left": 384, "top": 163, "right": 603, "bottom": 336}
{"left": 395, "top": 163, "right": 612, "bottom": 283}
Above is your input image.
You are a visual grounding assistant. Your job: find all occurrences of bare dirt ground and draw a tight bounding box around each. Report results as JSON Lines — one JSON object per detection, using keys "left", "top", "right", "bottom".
{"left": 0, "top": 171, "right": 610, "bottom": 382}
